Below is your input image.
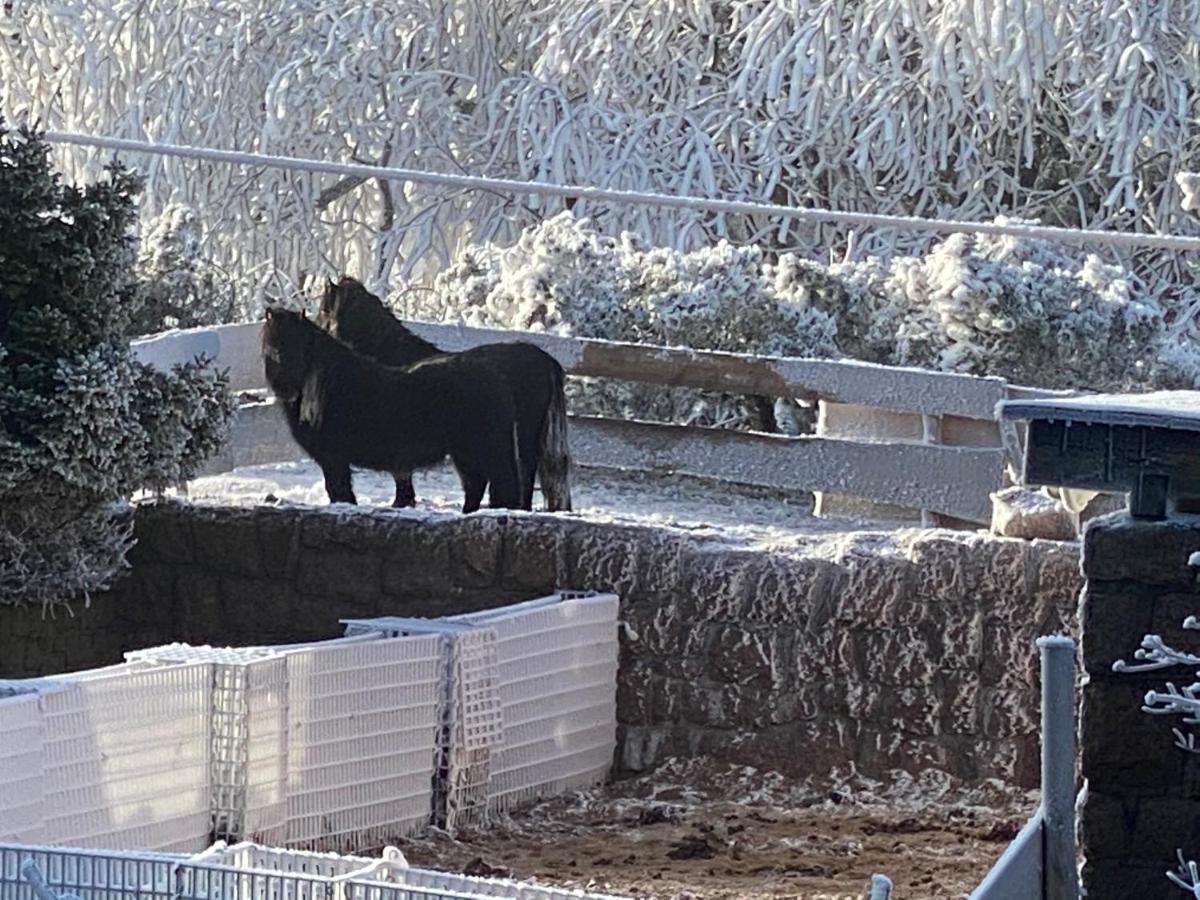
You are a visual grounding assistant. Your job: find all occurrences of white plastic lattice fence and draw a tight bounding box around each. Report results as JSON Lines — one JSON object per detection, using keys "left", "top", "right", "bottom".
{"left": 0, "top": 839, "right": 631, "bottom": 900}
{"left": 449, "top": 593, "right": 619, "bottom": 814}
{"left": 342, "top": 592, "right": 619, "bottom": 820}
{"left": 0, "top": 843, "right": 185, "bottom": 900}
{"left": 0, "top": 694, "right": 45, "bottom": 843}
{"left": 281, "top": 636, "right": 444, "bottom": 850}
{"left": 125, "top": 646, "right": 290, "bottom": 846}
{"left": 0, "top": 664, "right": 212, "bottom": 852}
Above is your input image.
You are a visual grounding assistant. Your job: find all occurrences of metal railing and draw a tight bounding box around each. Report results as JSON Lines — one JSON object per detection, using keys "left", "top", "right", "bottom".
{"left": 968, "top": 635, "right": 1078, "bottom": 900}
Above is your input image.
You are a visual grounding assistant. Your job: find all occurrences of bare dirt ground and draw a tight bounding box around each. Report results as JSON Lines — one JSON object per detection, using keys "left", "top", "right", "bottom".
{"left": 388, "top": 758, "right": 1034, "bottom": 900}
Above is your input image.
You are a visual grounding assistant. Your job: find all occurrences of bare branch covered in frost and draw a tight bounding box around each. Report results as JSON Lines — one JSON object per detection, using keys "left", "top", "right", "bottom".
{"left": 2, "top": 0, "right": 1198, "bottom": 316}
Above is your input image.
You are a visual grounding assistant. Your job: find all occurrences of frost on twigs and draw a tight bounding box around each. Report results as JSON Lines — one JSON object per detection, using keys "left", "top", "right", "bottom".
{"left": 413, "top": 212, "right": 840, "bottom": 428}
{"left": 0, "top": 123, "right": 234, "bottom": 612}
{"left": 1116, "top": 618, "right": 1200, "bottom": 892}
{"left": 3, "top": 0, "right": 1198, "bottom": 310}
{"left": 1169, "top": 850, "right": 1200, "bottom": 897}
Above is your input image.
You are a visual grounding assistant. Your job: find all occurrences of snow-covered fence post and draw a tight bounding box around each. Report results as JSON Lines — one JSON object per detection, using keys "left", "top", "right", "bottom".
{"left": 1038, "top": 635, "right": 1077, "bottom": 900}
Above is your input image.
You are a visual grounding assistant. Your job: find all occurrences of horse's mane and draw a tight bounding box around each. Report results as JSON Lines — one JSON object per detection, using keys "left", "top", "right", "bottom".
{"left": 330, "top": 277, "right": 441, "bottom": 366}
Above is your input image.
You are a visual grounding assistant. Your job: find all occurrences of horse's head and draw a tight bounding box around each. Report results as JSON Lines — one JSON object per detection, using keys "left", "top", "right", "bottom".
{"left": 317, "top": 276, "right": 390, "bottom": 345}
{"left": 261, "top": 307, "right": 318, "bottom": 401}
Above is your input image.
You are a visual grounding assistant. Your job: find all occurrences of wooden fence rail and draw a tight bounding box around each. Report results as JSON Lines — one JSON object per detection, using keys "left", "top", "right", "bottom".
{"left": 132, "top": 320, "right": 1069, "bottom": 524}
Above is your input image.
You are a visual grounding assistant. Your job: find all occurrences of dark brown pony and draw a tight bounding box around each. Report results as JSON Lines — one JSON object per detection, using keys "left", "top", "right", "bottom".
{"left": 316, "top": 276, "right": 572, "bottom": 511}
{"left": 261, "top": 307, "right": 523, "bottom": 512}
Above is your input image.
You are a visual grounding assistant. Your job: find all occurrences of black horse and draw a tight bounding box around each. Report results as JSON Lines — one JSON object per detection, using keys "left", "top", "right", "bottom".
{"left": 316, "top": 276, "right": 572, "bottom": 511}
{"left": 261, "top": 307, "right": 523, "bottom": 513}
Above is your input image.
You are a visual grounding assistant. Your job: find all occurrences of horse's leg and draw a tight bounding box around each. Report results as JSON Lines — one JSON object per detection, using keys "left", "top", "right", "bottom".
{"left": 456, "top": 468, "right": 487, "bottom": 514}
{"left": 324, "top": 464, "right": 357, "bottom": 504}
{"left": 392, "top": 471, "right": 417, "bottom": 507}
{"left": 517, "top": 429, "right": 539, "bottom": 511}
{"left": 319, "top": 460, "right": 357, "bottom": 504}
{"left": 484, "top": 422, "right": 523, "bottom": 511}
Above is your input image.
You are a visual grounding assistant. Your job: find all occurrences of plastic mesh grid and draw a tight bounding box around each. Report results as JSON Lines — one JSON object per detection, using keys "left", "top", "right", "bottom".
{"left": 0, "top": 695, "right": 44, "bottom": 844}
{"left": 128, "top": 645, "right": 290, "bottom": 845}
{"left": 0, "top": 841, "right": 630, "bottom": 900}
{"left": 35, "top": 664, "right": 214, "bottom": 851}
{"left": 451, "top": 594, "right": 619, "bottom": 814}
{"left": 441, "top": 629, "right": 502, "bottom": 834}
{"left": 0, "top": 843, "right": 186, "bottom": 900}
{"left": 282, "top": 636, "right": 443, "bottom": 850}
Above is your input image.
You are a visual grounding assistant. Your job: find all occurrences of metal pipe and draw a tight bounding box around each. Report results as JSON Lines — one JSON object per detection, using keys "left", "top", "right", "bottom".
{"left": 1038, "top": 634, "right": 1079, "bottom": 900}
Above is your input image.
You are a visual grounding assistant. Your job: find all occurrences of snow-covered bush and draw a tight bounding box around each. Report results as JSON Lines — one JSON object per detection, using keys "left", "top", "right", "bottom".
{"left": 409, "top": 212, "right": 839, "bottom": 427}
{"left": 3, "top": 0, "right": 1197, "bottom": 315}
{"left": 403, "top": 213, "right": 1191, "bottom": 416}
{"left": 0, "top": 124, "right": 234, "bottom": 612}
{"left": 829, "top": 225, "right": 1183, "bottom": 390}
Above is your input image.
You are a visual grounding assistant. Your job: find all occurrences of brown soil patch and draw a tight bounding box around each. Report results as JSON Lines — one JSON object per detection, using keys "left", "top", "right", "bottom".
{"left": 384, "top": 759, "right": 1034, "bottom": 900}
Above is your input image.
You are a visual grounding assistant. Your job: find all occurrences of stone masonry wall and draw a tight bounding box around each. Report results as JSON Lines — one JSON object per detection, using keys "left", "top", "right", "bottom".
{"left": 1079, "top": 514, "right": 1200, "bottom": 900}
{"left": 0, "top": 500, "right": 1081, "bottom": 788}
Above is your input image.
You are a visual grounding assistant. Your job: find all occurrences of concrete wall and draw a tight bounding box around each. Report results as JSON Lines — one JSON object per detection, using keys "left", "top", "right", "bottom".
{"left": 1, "top": 501, "right": 1081, "bottom": 788}
{"left": 1079, "top": 514, "right": 1200, "bottom": 900}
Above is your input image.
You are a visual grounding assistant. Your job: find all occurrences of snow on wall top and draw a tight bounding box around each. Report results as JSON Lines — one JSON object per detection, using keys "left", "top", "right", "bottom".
{"left": 999, "top": 391, "right": 1200, "bottom": 432}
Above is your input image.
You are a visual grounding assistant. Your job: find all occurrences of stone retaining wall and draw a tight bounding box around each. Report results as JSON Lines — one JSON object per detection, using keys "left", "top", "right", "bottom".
{"left": 1079, "top": 514, "right": 1200, "bottom": 900}
{"left": 1, "top": 501, "right": 1081, "bottom": 787}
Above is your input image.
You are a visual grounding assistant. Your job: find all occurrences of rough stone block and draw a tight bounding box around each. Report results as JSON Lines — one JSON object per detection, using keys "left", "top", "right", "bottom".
{"left": 832, "top": 541, "right": 913, "bottom": 624}
{"left": 622, "top": 602, "right": 706, "bottom": 659}
{"left": 905, "top": 533, "right": 979, "bottom": 604}
{"left": 1079, "top": 789, "right": 1200, "bottom": 867}
{"left": 707, "top": 624, "right": 796, "bottom": 689}
{"left": 379, "top": 519, "right": 453, "bottom": 595}
{"left": 131, "top": 501, "right": 196, "bottom": 565}
{"left": 499, "top": 518, "right": 562, "bottom": 593}
{"left": 615, "top": 660, "right": 655, "bottom": 725}
{"left": 295, "top": 547, "right": 383, "bottom": 600}
{"left": 444, "top": 515, "right": 504, "bottom": 588}
{"left": 1081, "top": 679, "right": 1186, "bottom": 794}
{"left": 562, "top": 520, "right": 685, "bottom": 600}
{"left": 191, "top": 510, "right": 264, "bottom": 577}
{"left": 980, "top": 616, "right": 1040, "bottom": 689}
{"left": 990, "top": 486, "right": 1076, "bottom": 541}
{"left": 1031, "top": 540, "right": 1084, "bottom": 628}
{"left": 977, "top": 687, "right": 1037, "bottom": 740}
{"left": 1084, "top": 513, "right": 1200, "bottom": 586}
{"left": 256, "top": 507, "right": 304, "bottom": 578}
{"left": 1079, "top": 860, "right": 1179, "bottom": 900}
{"left": 1079, "top": 581, "right": 1159, "bottom": 677}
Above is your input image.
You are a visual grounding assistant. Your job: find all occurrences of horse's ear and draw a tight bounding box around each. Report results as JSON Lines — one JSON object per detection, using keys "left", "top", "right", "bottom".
{"left": 264, "top": 307, "right": 274, "bottom": 321}
{"left": 301, "top": 309, "right": 308, "bottom": 320}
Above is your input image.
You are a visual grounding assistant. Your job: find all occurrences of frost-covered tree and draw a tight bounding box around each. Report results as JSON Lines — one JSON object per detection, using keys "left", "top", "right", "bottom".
{"left": 1, "top": 0, "right": 1196, "bottom": 319}
{"left": 0, "top": 123, "right": 234, "bottom": 611}
{"left": 133, "top": 204, "right": 240, "bottom": 332}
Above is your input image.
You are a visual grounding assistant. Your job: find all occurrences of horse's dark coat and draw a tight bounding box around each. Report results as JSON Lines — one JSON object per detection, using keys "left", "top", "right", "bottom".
{"left": 260, "top": 307, "right": 523, "bottom": 513}
{"left": 317, "top": 277, "right": 572, "bottom": 511}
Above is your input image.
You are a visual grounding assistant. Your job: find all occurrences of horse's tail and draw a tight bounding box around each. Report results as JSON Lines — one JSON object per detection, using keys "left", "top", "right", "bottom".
{"left": 538, "top": 365, "right": 573, "bottom": 512}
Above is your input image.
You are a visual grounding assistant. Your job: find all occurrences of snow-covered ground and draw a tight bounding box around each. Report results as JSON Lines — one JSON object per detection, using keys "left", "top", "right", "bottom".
{"left": 183, "top": 460, "right": 886, "bottom": 549}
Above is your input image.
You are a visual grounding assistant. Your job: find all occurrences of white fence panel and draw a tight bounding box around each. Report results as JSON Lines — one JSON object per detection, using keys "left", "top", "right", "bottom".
{"left": 0, "top": 695, "right": 45, "bottom": 843}
{"left": 343, "top": 593, "right": 619, "bottom": 820}
{"left": 0, "top": 664, "right": 214, "bottom": 852}
{"left": 283, "top": 636, "right": 444, "bottom": 850}
{"left": 126, "top": 646, "right": 291, "bottom": 846}
{"left": 0, "top": 843, "right": 186, "bottom": 900}
{"left": 44, "top": 665, "right": 212, "bottom": 852}
{"left": 450, "top": 593, "right": 619, "bottom": 814}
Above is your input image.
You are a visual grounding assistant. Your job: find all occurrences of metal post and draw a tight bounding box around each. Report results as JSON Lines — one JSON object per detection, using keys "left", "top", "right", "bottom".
{"left": 1038, "top": 635, "right": 1078, "bottom": 900}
